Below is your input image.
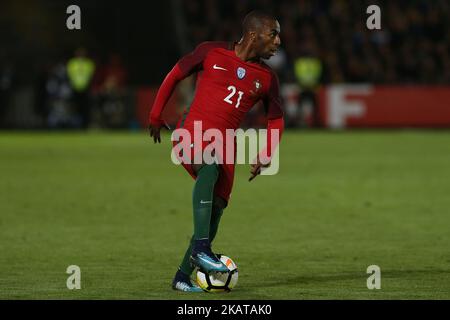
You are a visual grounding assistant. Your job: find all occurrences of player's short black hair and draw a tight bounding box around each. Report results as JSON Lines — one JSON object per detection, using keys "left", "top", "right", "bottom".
{"left": 242, "top": 10, "right": 277, "bottom": 34}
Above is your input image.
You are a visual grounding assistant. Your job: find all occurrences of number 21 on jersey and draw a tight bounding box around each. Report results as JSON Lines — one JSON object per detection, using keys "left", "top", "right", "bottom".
{"left": 224, "top": 85, "right": 243, "bottom": 108}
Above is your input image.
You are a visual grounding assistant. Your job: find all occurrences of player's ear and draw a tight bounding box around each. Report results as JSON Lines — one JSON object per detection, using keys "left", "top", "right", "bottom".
{"left": 249, "top": 31, "right": 257, "bottom": 42}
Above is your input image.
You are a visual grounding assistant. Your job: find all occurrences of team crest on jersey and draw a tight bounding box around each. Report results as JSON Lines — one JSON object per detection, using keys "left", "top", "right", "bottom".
{"left": 250, "top": 79, "right": 262, "bottom": 97}
{"left": 236, "top": 67, "right": 246, "bottom": 79}
{"left": 254, "top": 79, "right": 262, "bottom": 92}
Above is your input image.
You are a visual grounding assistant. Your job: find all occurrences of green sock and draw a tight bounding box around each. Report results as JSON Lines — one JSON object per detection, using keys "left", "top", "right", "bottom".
{"left": 192, "top": 164, "right": 219, "bottom": 240}
{"left": 209, "top": 201, "right": 224, "bottom": 242}
{"left": 179, "top": 236, "right": 195, "bottom": 275}
{"left": 179, "top": 200, "right": 225, "bottom": 276}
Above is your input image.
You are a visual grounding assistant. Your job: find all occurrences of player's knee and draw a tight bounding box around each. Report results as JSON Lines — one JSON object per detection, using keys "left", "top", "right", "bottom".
{"left": 192, "top": 163, "right": 203, "bottom": 175}
{"left": 197, "top": 163, "right": 219, "bottom": 180}
{"left": 213, "top": 195, "right": 227, "bottom": 211}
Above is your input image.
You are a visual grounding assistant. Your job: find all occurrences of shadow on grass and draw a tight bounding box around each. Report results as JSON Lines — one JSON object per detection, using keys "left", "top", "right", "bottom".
{"left": 244, "top": 269, "right": 450, "bottom": 289}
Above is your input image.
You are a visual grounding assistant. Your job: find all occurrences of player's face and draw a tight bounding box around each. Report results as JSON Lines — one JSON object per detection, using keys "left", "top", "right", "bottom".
{"left": 256, "top": 20, "right": 281, "bottom": 59}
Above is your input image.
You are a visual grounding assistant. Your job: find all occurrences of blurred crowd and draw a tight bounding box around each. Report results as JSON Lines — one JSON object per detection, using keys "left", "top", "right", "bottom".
{"left": 180, "top": 0, "right": 449, "bottom": 128}
{"left": 35, "top": 48, "right": 129, "bottom": 129}
{"left": 0, "top": 47, "right": 130, "bottom": 129}
{"left": 1, "top": 0, "right": 449, "bottom": 129}
{"left": 182, "top": 0, "right": 450, "bottom": 84}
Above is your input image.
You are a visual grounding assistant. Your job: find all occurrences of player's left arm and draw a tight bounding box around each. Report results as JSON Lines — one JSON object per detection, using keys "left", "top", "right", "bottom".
{"left": 148, "top": 65, "right": 182, "bottom": 143}
{"left": 249, "top": 73, "right": 285, "bottom": 181}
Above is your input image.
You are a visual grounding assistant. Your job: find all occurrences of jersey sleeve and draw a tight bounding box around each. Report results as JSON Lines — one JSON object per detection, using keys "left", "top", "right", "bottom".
{"left": 148, "top": 64, "right": 184, "bottom": 126}
{"left": 177, "top": 41, "right": 228, "bottom": 77}
{"left": 149, "top": 42, "right": 228, "bottom": 125}
{"left": 263, "top": 72, "right": 284, "bottom": 120}
{"left": 259, "top": 72, "right": 284, "bottom": 162}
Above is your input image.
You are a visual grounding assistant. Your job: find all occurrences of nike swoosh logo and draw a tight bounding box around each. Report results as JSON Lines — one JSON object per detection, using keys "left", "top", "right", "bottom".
{"left": 175, "top": 282, "right": 190, "bottom": 291}
{"left": 200, "top": 200, "right": 212, "bottom": 204}
{"left": 198, "top": 256, "right": 224, "bottom": 268}
{"left": 213, "top": 64, "right": 227, "bottom": 71}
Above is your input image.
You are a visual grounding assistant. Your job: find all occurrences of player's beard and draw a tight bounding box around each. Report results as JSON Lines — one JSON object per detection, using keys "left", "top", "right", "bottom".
{"left": 264, "top": 51, "right": 274, "bottom": 59}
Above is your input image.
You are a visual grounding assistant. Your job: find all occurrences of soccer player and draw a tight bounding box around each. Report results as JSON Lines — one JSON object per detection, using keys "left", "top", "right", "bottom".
{"left": 148, "top": 10, "right": 284, "bottom": 292}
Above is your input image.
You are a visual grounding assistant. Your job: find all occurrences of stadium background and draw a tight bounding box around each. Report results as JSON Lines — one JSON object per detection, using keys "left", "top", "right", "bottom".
{"left": 1, "top": 0, "right": 449, "bottom": 129}
{"left": 1, "top": 0, "right": 449, "bottom": 299}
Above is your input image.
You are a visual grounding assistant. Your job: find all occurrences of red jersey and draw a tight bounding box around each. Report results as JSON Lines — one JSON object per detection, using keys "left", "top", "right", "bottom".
{"left": 149, "top": 42, "right": 285, "bottom": 201}
{"left": 149, "top": 41, "right": 283, "bottom": 132}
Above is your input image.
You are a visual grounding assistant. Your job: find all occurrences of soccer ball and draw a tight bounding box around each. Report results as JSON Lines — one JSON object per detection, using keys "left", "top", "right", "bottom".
{"left": 195, "top": 254, "right": 238, "bottom": 292}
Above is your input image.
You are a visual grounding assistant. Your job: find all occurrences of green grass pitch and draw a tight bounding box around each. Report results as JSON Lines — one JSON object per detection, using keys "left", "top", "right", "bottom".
{"left": 0, "top": 130, "right": 449, "bottom": 299}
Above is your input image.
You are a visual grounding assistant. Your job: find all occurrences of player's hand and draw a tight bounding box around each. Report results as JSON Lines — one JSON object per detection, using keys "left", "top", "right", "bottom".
{"left": 148, "top": 120, "right": 170, "bottom": 143}
{"left": 248, "top": 158, "right": 271, "bottom": 182}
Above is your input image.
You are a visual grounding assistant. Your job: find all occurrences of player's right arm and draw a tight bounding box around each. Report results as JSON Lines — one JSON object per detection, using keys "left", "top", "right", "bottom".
{"left": 249, "top": 72, "right": 285, "bottom": 181}
{"left": 148, "top": 42, "right": 221, "bottom": 143}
